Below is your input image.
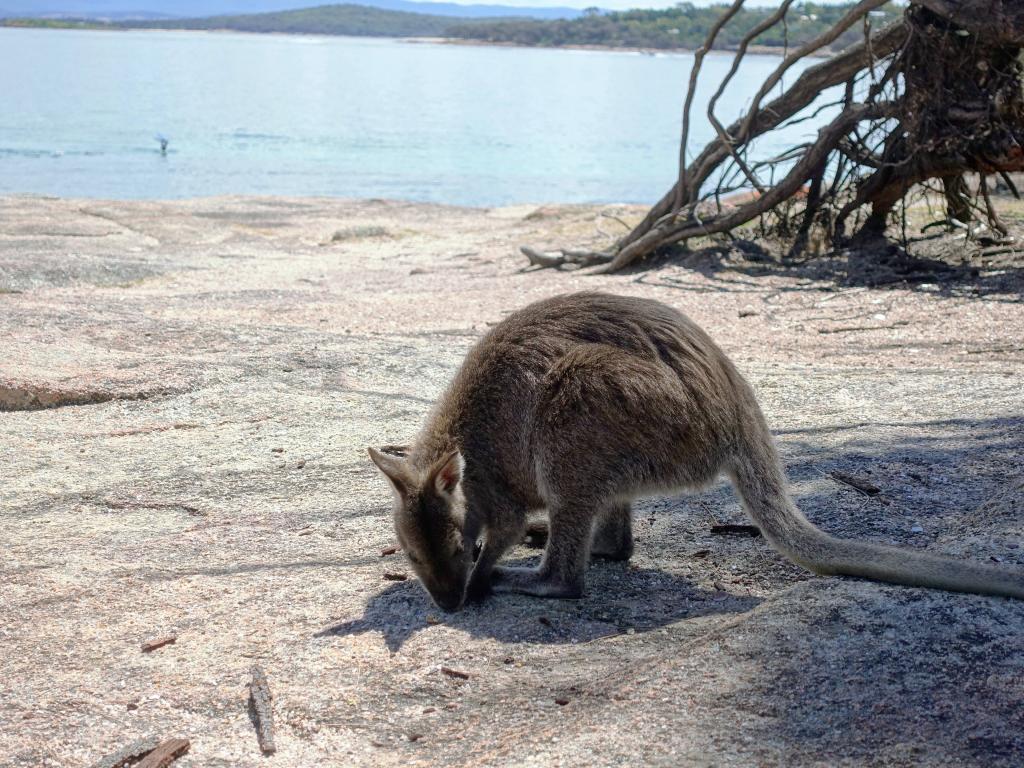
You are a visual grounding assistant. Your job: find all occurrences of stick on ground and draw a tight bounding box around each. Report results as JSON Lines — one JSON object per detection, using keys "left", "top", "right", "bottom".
{"left": 134, "top": 738, "right": 190, "bottom": 768}
{"left": 141, "top": 635, "right": 177, "bottom": 653}
{"left": 248, "top": 665, "right": 277, "bottom": 755}
{"left": 710, "top": 524, "right": 762, "bottom": 537}
{"left": 830, "top": 471, "right": 882, "bottom": 496}
{"left": 440, "top": 666, "right": 470, "bottom": 680}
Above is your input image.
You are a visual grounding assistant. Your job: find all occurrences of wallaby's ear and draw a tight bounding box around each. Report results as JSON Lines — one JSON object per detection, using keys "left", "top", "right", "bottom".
{"left": 368, "top": 446, "right": 411, "bottom": 496}
{"left": 429, "top": 450, "right": 463, "bottom": 496}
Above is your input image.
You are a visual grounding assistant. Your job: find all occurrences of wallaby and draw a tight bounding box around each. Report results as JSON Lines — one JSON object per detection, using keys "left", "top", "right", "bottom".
{"left": 368, "top": 292, "right": 1024, "bottom": 612}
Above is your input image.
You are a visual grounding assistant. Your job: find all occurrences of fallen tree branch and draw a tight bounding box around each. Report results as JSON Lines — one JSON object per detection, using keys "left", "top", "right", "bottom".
{"left": 536, "top": 1, "right": 1024, "bottom": 272}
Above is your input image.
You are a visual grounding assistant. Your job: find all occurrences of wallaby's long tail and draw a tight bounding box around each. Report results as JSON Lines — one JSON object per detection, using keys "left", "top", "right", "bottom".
{"left": 729, "top": 430, "right": 1024, "bottom": 600}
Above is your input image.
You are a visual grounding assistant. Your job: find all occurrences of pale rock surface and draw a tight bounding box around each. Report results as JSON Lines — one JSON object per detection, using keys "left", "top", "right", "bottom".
{"left": 1, "top": 196, "right": 1022, "bottom": 766}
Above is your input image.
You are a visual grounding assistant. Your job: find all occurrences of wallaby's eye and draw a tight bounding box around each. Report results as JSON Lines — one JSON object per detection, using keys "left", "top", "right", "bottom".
{"left": 407, "top": 552, "right": 422, "bottom": 566}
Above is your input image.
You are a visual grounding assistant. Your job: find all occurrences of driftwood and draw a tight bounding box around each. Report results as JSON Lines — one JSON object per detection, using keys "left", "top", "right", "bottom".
{"left": 248, "top": 665, "right": 277, "bottom": 755}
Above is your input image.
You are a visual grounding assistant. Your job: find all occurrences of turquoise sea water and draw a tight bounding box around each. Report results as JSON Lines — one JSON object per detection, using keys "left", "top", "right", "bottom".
{"left": 0, "top": 28, "right": 824, "bottom": 205}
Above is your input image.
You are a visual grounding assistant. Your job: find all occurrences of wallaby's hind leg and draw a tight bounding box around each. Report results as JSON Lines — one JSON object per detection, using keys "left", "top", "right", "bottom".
{"left": 491, "top": 502, "right": 593, "bottom": 599}
{"left": 591, "top": 502, "right": 634, "bottom": 561}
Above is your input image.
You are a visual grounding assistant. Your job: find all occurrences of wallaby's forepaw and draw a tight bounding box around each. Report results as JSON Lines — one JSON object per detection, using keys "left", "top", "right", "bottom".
{"left": 491, "top": 566, "right": 585, "bottom": 599}
{"left": 465, "top": 572, "right": 493, "bottom": 604}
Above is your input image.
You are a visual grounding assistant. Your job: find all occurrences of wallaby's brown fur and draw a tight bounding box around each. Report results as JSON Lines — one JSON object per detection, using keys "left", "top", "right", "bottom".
{"left": 369, "top": 292, "right": 1024, "bottom": 611}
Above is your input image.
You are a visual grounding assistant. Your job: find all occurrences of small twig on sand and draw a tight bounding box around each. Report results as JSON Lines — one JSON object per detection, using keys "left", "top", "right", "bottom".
{"left": 817, "top": 320, "right": 909, "bottom": 334}
{"left": 134, "top": 739, "right": 191, "bottom": 768}
{"left": 90, "top": 737, "right": 162, "bottom": 768}
{"left": 830, "top": 471, "right": 881, "bottom": 496}
{"left": 248, "top": 666, "right": 277, "bottom": 755}
{"left": 965, "top": 345, "right": 1024, "bottom": 355}
{"left": 141, "top": 635, "right": 177, "bottom": 653}
{"left": 710, "top": 524, "right": 762, "bottom": 537}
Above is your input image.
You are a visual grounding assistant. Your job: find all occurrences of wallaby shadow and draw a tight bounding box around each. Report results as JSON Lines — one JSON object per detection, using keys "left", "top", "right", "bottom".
{"left": 317, "top": 558, "right": 761, "bottom": 653}
{"left": 322, "top": 415, "right": 1023, "bottom": 655}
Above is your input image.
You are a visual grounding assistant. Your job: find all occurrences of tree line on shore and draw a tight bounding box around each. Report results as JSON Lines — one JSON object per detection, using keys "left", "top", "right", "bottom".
{"left": 3, "top": 2, "right": 904, "bottom": 50}
{"left": 447, "top": 2, "right": 904, "bottom": 51}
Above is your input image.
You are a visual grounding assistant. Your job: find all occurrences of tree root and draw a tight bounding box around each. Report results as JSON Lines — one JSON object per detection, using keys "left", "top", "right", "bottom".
{"left": 520, "top": 246, "right": 613, "bottom": 270}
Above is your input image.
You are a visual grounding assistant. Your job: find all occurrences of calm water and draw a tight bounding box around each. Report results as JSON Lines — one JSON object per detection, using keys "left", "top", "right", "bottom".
{"left": 0, "top": 28, "right": 825, "bottom": 205}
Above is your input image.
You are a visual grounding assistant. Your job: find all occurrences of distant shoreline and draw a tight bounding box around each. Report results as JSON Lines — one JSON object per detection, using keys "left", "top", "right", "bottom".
{"left": 413, "top": 36, "right": 805, "bottom": 58}
{"left": 0, "top": 23, "right": 805, "bottom": 58}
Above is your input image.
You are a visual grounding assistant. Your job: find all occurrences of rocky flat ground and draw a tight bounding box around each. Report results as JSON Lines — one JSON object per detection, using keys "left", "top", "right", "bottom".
{"left": 1, "top": 195, "right": 1022, "bottom": 767}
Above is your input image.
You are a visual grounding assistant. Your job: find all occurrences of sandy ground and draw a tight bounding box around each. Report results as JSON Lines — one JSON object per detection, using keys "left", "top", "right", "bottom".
{"left": 1, "top": 195, "right": 1022, "bottom": 767}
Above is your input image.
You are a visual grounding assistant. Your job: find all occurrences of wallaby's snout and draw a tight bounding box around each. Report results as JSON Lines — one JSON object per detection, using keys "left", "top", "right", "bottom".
{"left": 418, "top": 566, "right": 470, "bottom": 613}
{"left": 432, "top": 591, "right": 465, "bottom": 613}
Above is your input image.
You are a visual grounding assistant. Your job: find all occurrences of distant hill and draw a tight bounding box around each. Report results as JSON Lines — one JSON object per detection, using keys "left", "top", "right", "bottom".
{"left": 0, "top": 0, "right": 583, "bottom": 21}
{"left": 0, "top": 3, "right": 520, "bottom": 37}
{"left": 109, "top": 4, "right": 498, "bottom": 36}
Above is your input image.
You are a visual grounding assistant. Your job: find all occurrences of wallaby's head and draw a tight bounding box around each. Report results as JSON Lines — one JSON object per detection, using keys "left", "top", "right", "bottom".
{"left": 367, "top": 446, "right": 470, "bottom": 612}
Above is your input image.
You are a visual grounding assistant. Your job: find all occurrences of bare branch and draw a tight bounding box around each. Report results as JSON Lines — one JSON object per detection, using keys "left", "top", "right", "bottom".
{"left": 675, "top": 0, "right": 747, "bottom": 212}
{"left": 617, "top": 21, "right": 907, "bottom": 252}
{"left": 706, "top": 0, "right": 799, "bottom": 195}
{"left": 603, "top": 103, "right": 889, "bottom": 271}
